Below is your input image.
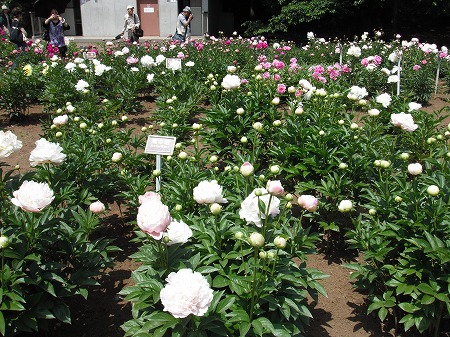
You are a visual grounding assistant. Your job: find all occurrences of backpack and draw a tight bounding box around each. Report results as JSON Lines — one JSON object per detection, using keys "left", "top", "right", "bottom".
{"left": 10, "top": 20, "right": 23, "bottom": 44}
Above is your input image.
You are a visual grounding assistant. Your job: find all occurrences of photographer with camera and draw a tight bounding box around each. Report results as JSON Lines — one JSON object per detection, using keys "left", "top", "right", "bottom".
{"left": 172, "top": 6, "right": 193, "bottom": 43}
{"left": 44, "top": 9, "right": 69, "bottom": 58}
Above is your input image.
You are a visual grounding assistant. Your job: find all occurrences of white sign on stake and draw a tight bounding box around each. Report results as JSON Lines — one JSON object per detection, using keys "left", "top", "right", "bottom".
{"left": 145, "top": 135, "right": 176, "bottom": 192}
{"left": 166, "top": 58, "right": 182, "bottom": 71}
{"left": 83, "top": 51, "right": 97, "bottom": 60}
{"left": 145, "top": 135, "right": 176, "bottom": 155}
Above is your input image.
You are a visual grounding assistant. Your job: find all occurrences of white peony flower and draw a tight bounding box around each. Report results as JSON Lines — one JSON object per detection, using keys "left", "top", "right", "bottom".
{"left": 53, "top": 114, "right": 69, "bottom": 126}
{"left": 0, "top": 130, "right": 22, "bottom": 158}
{"left": 221, "top": 74, "right": 241, "bottom": 90}
{"left": 65, "top": 62, "right": 76, "bottom": 72}
{"left": 155, "top": 54, "right": 166, "bottom": 65}
{"left": 387, "top": 75, "right": 399, "bottom": 83}
{"left": 193, "top": 180, "right": 228, "bottom": 204}
{"left": 140, "top": 55, "right": 156, "bottom": 67}
{"left": 137, "top": 197, "right": 171, "bottom": 240}
{"left": 347, "top": 86, "right": 368, "bottom": 100}
{"left": 160, "top": 268, "right": 213, "bottom": 318}
{"left": 75, "top": 79, "right": 89, "bottom": 92}
{"left": 239, "top": 188, "right": 280, "bottom": 227}
{"left": 185, "top": 61, "right": 195, "bottom": 67}
{"left": 11, "top": 180, "right": 54, "bottom": 212}
{"left": 408, "top": 102, "right": 422, "bottom": 112}
{"left": 376, "top": 93, "right": 392, "bottom": 108}
{"left": 147, "top": 73, "right": 155, "bottom": 83}
{"left": 29, "top": 138, "right": 66, "bottom": 167}
{"left": 347, "top": 45, "right": 362, "bottom": 57}
{"left": 391, "top": 112, "right": 418, "bottom": 132}
{"left": 164, "top": 220, "right": 192, "bottom": 246}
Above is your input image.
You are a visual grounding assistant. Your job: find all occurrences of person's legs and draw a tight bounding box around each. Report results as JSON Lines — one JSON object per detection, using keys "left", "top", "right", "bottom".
{"left": 58, "top": 45, "right": 67, "bottom": 58}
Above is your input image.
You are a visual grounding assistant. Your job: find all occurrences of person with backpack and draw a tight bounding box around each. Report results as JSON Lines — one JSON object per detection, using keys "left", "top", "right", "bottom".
{"left": 10, "top": 8, "right": 27, "bottom": 49}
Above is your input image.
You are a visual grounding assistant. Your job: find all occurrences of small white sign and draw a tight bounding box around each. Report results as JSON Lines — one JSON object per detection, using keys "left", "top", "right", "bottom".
{"left": 145, "top": 135, "right": 176, "bottom": 155}
{"left": 144, "top": 7, "right": 154, "bottom": 13}
{"left": 166, "top": 58, "right": 182, "bottom": 70}
{"left": 83, "top": 51, "right": 97, "bottom": 59}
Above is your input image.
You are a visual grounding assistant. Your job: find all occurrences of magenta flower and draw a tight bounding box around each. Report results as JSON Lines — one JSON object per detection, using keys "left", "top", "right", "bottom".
{"left": 277, "top": 83, "right": 287, "bottom": 94}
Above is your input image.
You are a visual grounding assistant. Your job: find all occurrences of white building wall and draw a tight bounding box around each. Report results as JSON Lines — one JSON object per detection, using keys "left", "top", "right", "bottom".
{"left": 79, "top": 0, "right": 178, "bottom": 37}
{"left": 159, "top": 1, "right": 178, "bottom": 37}
{"left": 80, "top": 0, "right": 137, "bottom": 37}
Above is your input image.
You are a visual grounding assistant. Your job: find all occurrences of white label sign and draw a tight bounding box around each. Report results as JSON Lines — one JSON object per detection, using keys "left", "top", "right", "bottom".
{"left": 144, "top": 7, "right": 154, "bottom": 13}
{"left": 166, "top": 58, "right": 182, "bottom": 70}
{"left": 83, "top": 51, "right": 97, "bottom": 59}
{"left": 145, "top": 135, "right": 176, "bottom": 155}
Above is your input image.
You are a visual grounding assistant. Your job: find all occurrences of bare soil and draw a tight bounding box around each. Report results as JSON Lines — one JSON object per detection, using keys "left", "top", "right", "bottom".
{"left": 2, "top": 89, "right": 450, "bottom": 337}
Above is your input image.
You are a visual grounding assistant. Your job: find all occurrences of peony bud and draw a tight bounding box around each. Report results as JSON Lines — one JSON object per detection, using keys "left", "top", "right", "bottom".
{"left": 112, "top": 152, "right": 122, "bottom": 162}
{"left": 236, "top": 107, "right": 245, "bottom": 115}
{"left": 266, "top": 180, "right": 284, "bottom": 196}
{"left": 210, "top": 203, "right": 222, "bottom": 215}
{"left": 427, "top": 185, "right": 440, "bottom": 196}
{"left": 89, "top": 200, "right": 106, "bottom": 214}
{"left": 274, "top": 236, "right": 287, "bottom": 249}
{"left": 178, "top": 152, "right": 188, "bottom": 160}
{"left": 368, "top": 208, "right": 376, "bottom": 215}
{"left": 0, "top": 235, "right": 9, "bottom": 249}
{"left": 298, "top": 195, "right": 318, "bottom": 212}
{"left": 234, "top": 231, "right": 244, "bottom": 239}
{"left": 408, "top": 163, "right": 422, "bottom": 175}
{"left": 270, "top": 165, "right": 280, "bottom": 174}
{"left": 338, "top": 200, "right": 353, "bottom": 213}
{"left": 249, "top": 232, "right": 265, "bottom": 248}
{"left": 240, "top": 162, "right": 254, "bottom": 177}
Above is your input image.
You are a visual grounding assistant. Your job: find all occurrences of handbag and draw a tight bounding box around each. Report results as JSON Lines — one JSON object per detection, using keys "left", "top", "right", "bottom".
{"left": 10, "top": 21, "right": 23, "bottom": 44}
{"left": 42, "top": 30, "right": 50, "bottom": 41}
{"left": 133, "top": 14, "right": 143, "bottom": 37}
{"left": 135, "top": 27, "right": 143, "bottom": 37}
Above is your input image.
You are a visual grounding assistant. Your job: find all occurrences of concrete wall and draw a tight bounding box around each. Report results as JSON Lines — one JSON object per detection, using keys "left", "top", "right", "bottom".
{"left": 80, "top": 0, "right": 137, "bottom": 37}
{"left": 159, "top": 1, "right": 178, "bottom": 37}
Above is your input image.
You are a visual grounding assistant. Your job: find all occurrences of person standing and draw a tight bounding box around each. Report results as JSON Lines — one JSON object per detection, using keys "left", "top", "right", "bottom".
{"left": 0, "top": 5, "right": 11, "bottom": 35}
{"left": 44, "top": 9, "right": 69, "bottom": 58}
{"left": 173, "top": 6, "right": 193, "bottom": 43}
{"left": 122, "top": 5, "right": 140, "bottom": 43}
{"left": 10, "top": 8, "right": 27, "bottom": 49}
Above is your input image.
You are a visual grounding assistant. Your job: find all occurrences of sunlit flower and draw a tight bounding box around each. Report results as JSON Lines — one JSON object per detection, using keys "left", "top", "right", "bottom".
{"left": 0, "top": 130, "right": 22, "bottom": 158}
{"left": 240, "top": 162, "right": 254, "bottom": 176}
{"left": 193, "top": 180, "right": 227, "bottom": 204}
{"left": 137, "top": 197, "right": 171, "bottom": 239}
{"left": 75, "top": 79, "right": 89, "bottom": 92}
{"left": 239, "top": 188, "right": 280, "bottom": 227}
{"left": 376, "top": 93, "right": 392, "bottom": 108}
{"left": 53, "top": 114, "right": 69, "bottom": 126}
{"left": 164, "top": 220, "right": 192, "bottom": 246}
{"left": 391, "top": 112, "right": 418, "bottom": 132}
{"left": 11, "top": 180, "right": 54, "bottom": 212}
{"left": 221, "top": 74, "right": 241, "bottom": 89}
{"left": 29, "top": 138, "right": 66, "bottom": 167}
{"left": 160, "top": 268, "right": 213, "bottom": 318}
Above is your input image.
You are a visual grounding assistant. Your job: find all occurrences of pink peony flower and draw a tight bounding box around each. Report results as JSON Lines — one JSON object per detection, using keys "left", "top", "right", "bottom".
{"left": 266, "top": 180, "right": 284, "bottom": 196}
{"left": 298, "top": 195, "right": 318, "bottom": 212}
{"left": 138, "top": 191, "right": 161, "bottom": 204}
{"left": 136, "top": 198, "right": 171, "bottom": 239}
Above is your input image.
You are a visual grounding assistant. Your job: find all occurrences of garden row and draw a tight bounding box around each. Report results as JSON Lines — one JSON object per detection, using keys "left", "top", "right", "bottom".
{"left": 0, "top": 31, "right": 450, "bottom": 337}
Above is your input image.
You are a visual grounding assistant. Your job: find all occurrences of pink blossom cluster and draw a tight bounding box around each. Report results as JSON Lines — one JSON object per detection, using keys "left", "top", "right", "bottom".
{"left": 361, "top": 55, "right": 382, "bottom": 67}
